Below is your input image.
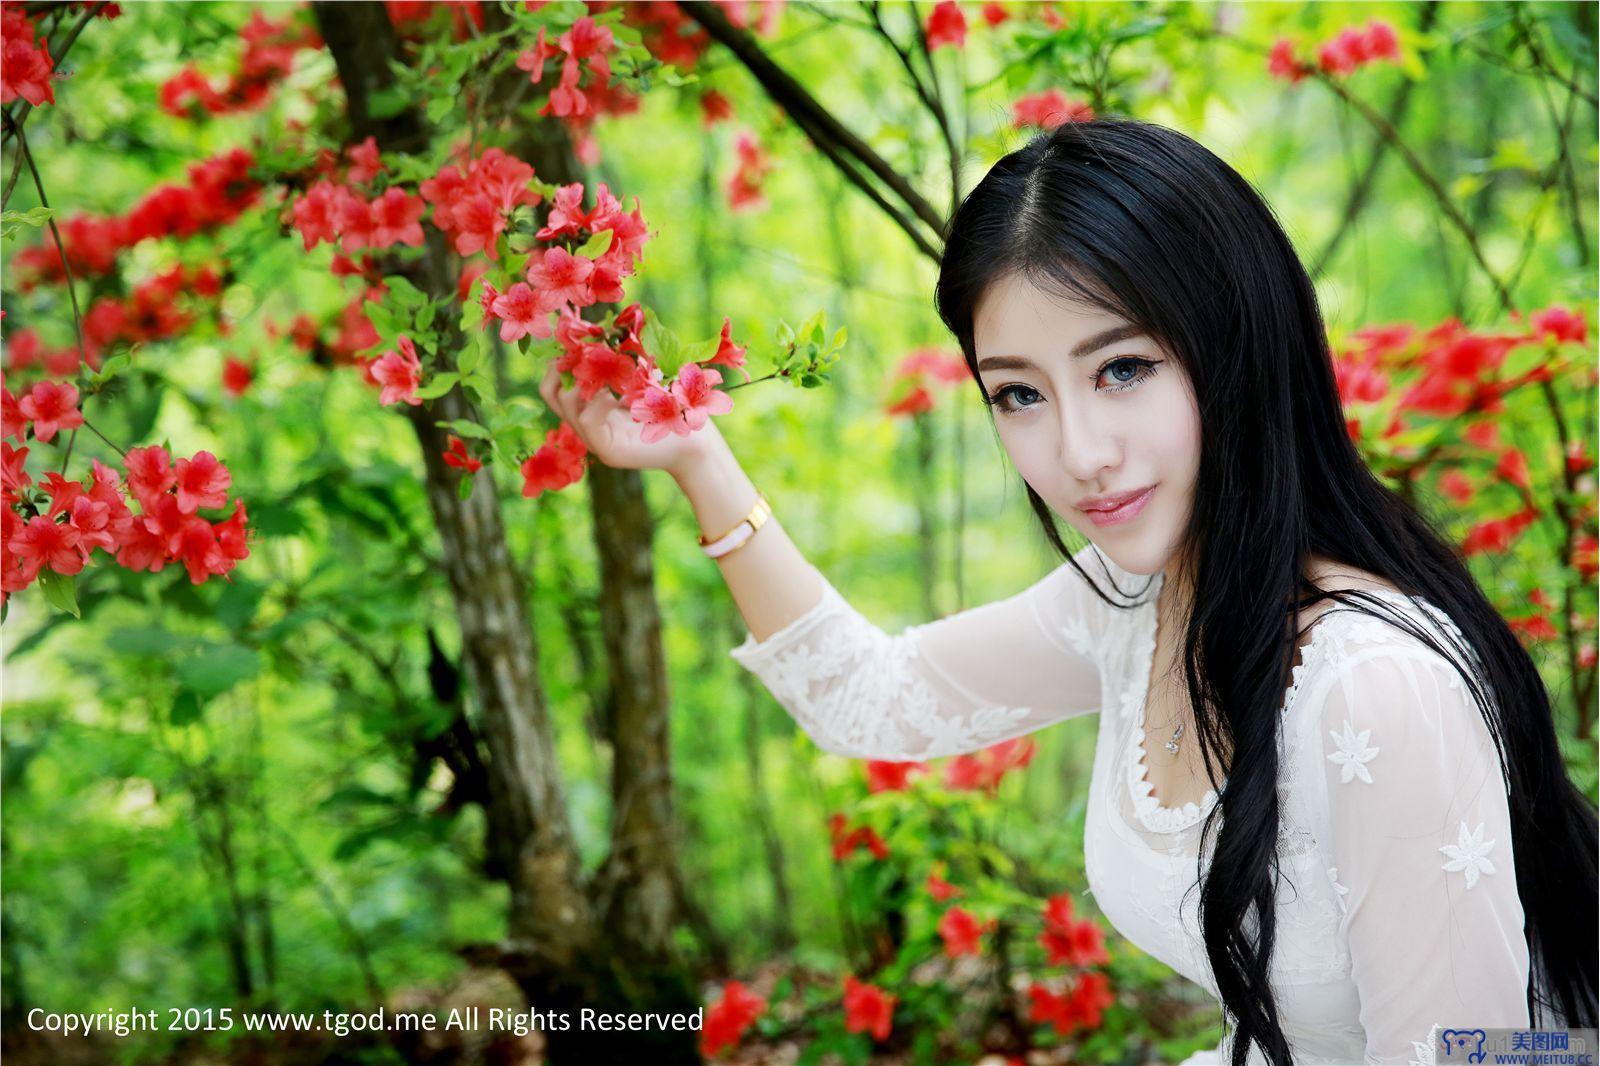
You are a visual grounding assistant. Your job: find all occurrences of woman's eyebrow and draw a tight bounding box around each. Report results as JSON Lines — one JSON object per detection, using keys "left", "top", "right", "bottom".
{"left": 976, "top": 324, "right": 1147, "bottom": 372}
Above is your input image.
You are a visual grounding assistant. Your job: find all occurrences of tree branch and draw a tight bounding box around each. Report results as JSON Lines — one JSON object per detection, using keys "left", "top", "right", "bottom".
{"left": 677, "top": 0, "right": 946, "bottom": 251}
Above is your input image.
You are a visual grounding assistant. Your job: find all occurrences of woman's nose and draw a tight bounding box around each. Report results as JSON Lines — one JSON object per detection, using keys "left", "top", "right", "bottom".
{"left": 1056, "top": 396, "right": 1120, "bottom": 482}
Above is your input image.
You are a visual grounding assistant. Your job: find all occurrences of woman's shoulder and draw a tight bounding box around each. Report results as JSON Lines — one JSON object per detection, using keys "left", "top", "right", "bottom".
{"left": 1292, "top": 562, "right": 1480, "bottom": 707}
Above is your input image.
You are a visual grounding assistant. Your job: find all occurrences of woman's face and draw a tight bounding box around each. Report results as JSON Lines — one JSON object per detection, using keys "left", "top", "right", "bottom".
{"left": 972, "top": 272, "right": 1202, "bottom": 578}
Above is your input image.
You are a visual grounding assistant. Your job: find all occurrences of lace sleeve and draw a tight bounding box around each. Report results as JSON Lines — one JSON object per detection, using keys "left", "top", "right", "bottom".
{"left": 1312, "top": 642, "right": 1530, "bottom": 1064}
{"left": 728, "top": 544, "right": 1122, "bottom": 760}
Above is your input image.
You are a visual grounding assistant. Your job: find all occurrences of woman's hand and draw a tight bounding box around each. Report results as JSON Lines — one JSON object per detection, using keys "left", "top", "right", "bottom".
{"left": 538, "top": 363, "right": 721, "bottom": 478}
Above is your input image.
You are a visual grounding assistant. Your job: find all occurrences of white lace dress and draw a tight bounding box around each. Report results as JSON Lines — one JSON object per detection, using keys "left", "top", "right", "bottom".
{"left": 729, "top": 543, "right": 1536, "bottom": 1064}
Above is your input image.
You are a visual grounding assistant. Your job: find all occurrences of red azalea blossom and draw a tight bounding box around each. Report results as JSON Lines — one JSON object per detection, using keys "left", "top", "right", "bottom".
{"left": 700, "top": 980, "right": 766, "bottom": 1058}
{"left": 442, "top": 435, "right": 483, "bottom": 473}
{"left": 981, "top": 2, "right": 1010, "bottom": 27}
{"left": 520, "top": 422, "right": 588, "bottom": 498}
{"left": 841, "top": 976, "right": 896, "bottom": 1041}
{"left": 937, "top": 905, "right": 993, "bottom": 957}
{"left": 369, "top": 336, "right": 424, "bottom": 407}
{"left": 17, "top": 380, "right": 84, "bottom": 442}
{"left": 670, "top": 363, "right": 734, "bottom": 431}
{"left": 1529, "top": 305, "right": 1587, "bottom": 345}
{"left": 866, "top": 759, "right": 928, "bottom": 793}
{"left": 1012, "top": 88, "right": 1094, "bottom": 130}
{"left": 926, "top": 868, "right": 961, "bottom": 901}
{"left": 924, "top": 0, "right": 967, "bottom": 50}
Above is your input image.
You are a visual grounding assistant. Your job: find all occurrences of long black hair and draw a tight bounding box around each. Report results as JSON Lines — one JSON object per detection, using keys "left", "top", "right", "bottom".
{"left": 935, "top": 116, "right": 1597, "bottom": 1063}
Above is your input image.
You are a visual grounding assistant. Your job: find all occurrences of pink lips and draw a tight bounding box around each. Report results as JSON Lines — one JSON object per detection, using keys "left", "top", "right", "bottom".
{"left": 1079, "top": 485, "right": 1155, "bottom": 527}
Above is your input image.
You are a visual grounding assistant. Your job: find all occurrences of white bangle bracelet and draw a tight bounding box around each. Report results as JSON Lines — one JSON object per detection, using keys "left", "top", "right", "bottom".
{"left": 701, "top": 494, "right": 772, "bottom": 559}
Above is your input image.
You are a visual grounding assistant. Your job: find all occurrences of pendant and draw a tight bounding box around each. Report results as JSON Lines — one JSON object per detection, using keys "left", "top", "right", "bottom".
{"left": 1164, "top": 722, "right": 1184, "bottom": 756}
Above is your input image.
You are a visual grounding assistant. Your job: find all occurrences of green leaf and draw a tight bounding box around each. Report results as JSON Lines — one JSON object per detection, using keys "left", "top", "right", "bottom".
{"left": 170, "top": 690, "right": 204, "bottom": 726}
{"left": 175, "top": 644, "right": 260, "bottom": 698}
{"left": 382, "top": 275, "right": 427, "bottom": 309}
{"left": 457, "top": 476, "right": 475, "bottom": 500}
{"left": 446, "top": 419, "right": 492, "bottom": 440}
{"left": 367, "top": 85, "right": 411, "bottom": 120}
{"left": 575, "top": 228, "right": 615, "bottom": 259}
{"left": 37, "top": 570, "right": 80, "bottom": 618}
{"left": 413, "top": 371, "right": 459, "bottom": 400}
{"left": 458, "top": 341, "right": 482, "bottom": 376}
{"left": 417, "top": 300, "right": 437, "bottom": 329}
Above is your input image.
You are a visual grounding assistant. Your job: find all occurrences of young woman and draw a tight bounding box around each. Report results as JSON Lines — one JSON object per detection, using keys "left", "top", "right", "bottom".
{"left": 540, "top": 117, "right": 1598, "bottom": 1064}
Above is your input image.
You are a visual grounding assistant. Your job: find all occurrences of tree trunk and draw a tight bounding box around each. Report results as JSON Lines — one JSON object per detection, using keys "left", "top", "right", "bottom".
{"left": 312, "top": 7, "right": 698, "bottom": 1061}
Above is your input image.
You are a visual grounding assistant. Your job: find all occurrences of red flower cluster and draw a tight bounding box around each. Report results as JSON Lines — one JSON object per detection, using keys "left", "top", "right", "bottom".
{"left": 841, "top": 975, "right": 896, "bottom": 1041}
{"left": 1027, "top": 971, "right": 1114, "bottom": 1034}
{"left": 290, "top": 137, "right": 428, "bottom": 254}
{"left": 700, "top": 979, "right": 766, "bottom": 1058}
{"left": 926, "top": 866, "right": 961, "bottom": 901}
{"left": 937, "top": 905, "right": 995, "bottom": 957}
{"left": 422, "top": 147, "right": 545, "bottom": 262}
{"left": 609, "top": 1, "right": 782, "bottom": 71}
{"left": 6, "top": 264, "right": 224, "bottom": 379}
{"left": 828, "top": 812, "right": 889, "bottom": 861}
{"left": 1012, "top": 88, "right": 1095, "bottom": 131}
{"left": 365, "top": 336, "right": 425, "bottom": 407}
{"left": 384, "top": 0, "right": 484, "bottom": 40}
{"left": 2, "top": 7, "right": 55, "bottom": 107}
{"left": 159, "top": 11, "right": 321, "bottom": 118}
{"left": 925, "top": 1, "right": 967, "bottom": 50}
{"left": 520, "top": 422, "right": 588, "bottom": 499}
{"left": 885, "top": 347, "right": 968, "bottom": 417}
{"left": 725, "top": 131, "right": 772, "bottom": 213}
{"left": 2, "top": 406, "right": 252, "bottom": 609}
{"left": 515, "top": 15, "right": 639, "bottom": 165}
{"left": 1037, "top": 892, "right": 1109, "bottom": 967}
{"left": 1269, "top": 19, "right": 1401, "bottom": 84}
{"left": 865, "top": 759, "right": 928, "bottom": 793}
{"left": 12, "top": 150, "right": 260, "bottom": 290}
{"left": 944, "top": 737, "right": 1035, "bottom": 791}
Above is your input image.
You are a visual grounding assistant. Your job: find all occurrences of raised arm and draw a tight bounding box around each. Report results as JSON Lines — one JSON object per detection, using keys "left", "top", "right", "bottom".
{"left": 539, "top": 369, "right": 1120, "bottom": 760}
{"left": 1311, "top": 643, "right": 1529, "bottom": 1063}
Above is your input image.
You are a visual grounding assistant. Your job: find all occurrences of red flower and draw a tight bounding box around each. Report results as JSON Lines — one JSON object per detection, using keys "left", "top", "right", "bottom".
{"left": 1461, "top": 508, "right": 1539, "bottom": 557}
{"left": 699, "top": 88, "right": 733, "bottom": 128}
{"left": 671, "top": 362, "right": 734, "bottom": 431}
{"left": 1267, "top": 37, "right": 1311, "bottom": 84}
{"left": 943, "top": 737, "right": 1036, "bottom": 792}
{"left": 1529, "top": 305, "right": 1587, "bottom": 345}
{"left": 828, "top": 813, "right": 890, "bottom": 861}
{"left": 937, "top": 905, "right": 993, "bottom": 957}
{"left": 700, "top": 979, "right": 766, "bottom": 1058}
{"left": 841, "top": 976, "right": 896, "bottom": 1041}
{"left": 17, "top": 380, "right": 83, "bottom": 442}
{"left": 1012, "top": 88, "right": 1094, "bottom": 130}
{"left": 442, "top": 435, "right": 482, "bottom": 474}
{"left": 926, "top": 867, "right": 961, "bottom": 901}
{"left": 1437, "top": 469, "right": 1475, "bottom": 507}
{"left": 1494, "top": 448, "right": 1531, "bottom": 492}
{"left": 924, "top": 1, "right": 967, "bottom": 50}
{"left": 369, "top": 336, "right": 424, "bottom": 407}
{"left": 706, "top": 317, "right": 750, "bottom": 382}
{"left": 173, "top": 450, "right": 232, "bottom": 514}
{"left": 520, "top": 422, "right": 588, "bottom": 498}
{"left": 866, "top": 760, "right": 928, "bottom": 793}
{"left": 981, "top": 2, "right": 1010, "bottom": 28}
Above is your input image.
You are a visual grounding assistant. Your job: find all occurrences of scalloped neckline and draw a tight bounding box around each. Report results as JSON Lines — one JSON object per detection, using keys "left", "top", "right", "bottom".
{"left": 1123, "top": 577, "right": 1431, "bottom": 834}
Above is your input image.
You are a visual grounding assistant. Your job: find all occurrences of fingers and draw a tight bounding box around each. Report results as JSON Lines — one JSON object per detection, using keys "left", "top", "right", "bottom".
{"left": 538, "top": 363, "right": 562, "bottom": 414}
{"left": 577, "top": 387, "right": 621, "bottom": 441}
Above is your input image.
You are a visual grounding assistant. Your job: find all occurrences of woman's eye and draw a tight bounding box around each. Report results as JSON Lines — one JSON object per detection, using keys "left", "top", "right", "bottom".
{"left": 1096, "top": 356, "right": 1159, "bottom": 392}
{"left": 990, "top": 383, "right": 1043, "bottom": 413}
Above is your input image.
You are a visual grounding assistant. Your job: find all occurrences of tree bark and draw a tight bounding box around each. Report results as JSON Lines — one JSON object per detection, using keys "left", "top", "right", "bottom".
{"left": 311, "top": 7, "right": 698, "bottom": 1061}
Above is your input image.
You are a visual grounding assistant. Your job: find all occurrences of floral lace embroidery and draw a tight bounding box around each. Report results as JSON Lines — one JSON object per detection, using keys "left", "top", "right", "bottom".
{"left": 1439, "top": 820, "right": 1497, "bottom": 889}
{"left": 1325, "top": 719, "right": 1380, "bottom": 784}
{"left": 728, "top": 575, "right": 1039, "bottom": 760}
